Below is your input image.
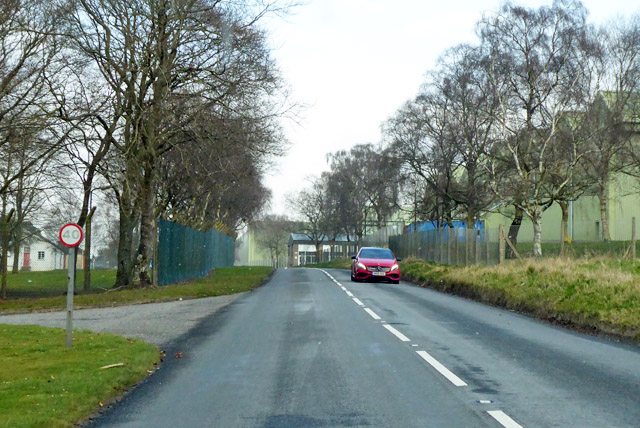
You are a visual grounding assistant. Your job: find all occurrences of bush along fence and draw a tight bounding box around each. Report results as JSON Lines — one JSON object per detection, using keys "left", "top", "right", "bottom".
{"left": 156, "top": 218, "right": 234, "bottom": 285}
{"left": 389, "top": 217, "right": 638, "bottom": 266}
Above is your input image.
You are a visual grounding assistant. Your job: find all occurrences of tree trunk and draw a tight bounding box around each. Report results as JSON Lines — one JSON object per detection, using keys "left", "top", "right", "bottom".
{"left": 116, "top": 203, "right": 136, "bottom": 287}
{"left": 11, "top": 224, "right": 21, "bottom": 273}
{"left": 532, "top": 207, "right": 543, "bottom": 258}
{"left": 134, "top": 172, "right": 156, "bottom": 287}
{"left": 558, "top": 200, "right": 570, "bottom": 243}
{"left": 1, "top": 208, "right": 14, "bottom": 299}
{"left": 506, "top": 205, "right": 523, "bottom": 260}
{"left": 598, "top": 182, "right": 611, "bottom": 242}
{"left": 467, "top": 206, "right": 476, "bottom": 229}
{"left": 83, "top": 206, "right": 97, "bottom": 292}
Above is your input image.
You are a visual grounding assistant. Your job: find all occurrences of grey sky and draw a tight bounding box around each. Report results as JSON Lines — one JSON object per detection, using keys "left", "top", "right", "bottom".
{"left": 263, "top": 0, "right": 637, "bottom": 215}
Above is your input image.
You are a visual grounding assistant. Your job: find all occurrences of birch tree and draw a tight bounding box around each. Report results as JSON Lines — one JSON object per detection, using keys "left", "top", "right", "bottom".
{"left": 480, "top": 0, "right": 593, "bottom": 256}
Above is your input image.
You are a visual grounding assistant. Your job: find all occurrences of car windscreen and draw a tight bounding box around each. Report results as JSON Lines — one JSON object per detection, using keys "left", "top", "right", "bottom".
{"left": 359, "top": 249, "right": 394, "bottom": 259}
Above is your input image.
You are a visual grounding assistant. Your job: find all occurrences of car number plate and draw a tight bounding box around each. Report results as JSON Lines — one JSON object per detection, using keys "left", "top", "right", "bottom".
{"left": 372, "top": 272, "right": 386, "bottom": 276}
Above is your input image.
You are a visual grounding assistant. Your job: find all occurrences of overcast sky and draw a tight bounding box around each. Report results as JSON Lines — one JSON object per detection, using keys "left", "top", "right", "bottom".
{"left": 262, "top": 0, "right": 638, "bottom": 216}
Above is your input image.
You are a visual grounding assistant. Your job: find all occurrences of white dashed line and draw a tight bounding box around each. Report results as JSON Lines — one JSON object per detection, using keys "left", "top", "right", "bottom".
{"left": 363, "top": 308, "right": 381, "bottom": 320}
{"left": 352, "top": 297, "right": 364, "bottom": 306}
{"left": 345, "top": 290, "right": 354, "bottom": 297}
{"left": 383, "top": 324, "right": 411, "bottom": 342}
{"left": 416, "top": 350, "right": 467, "bottom": 387}
{"left": 487, "top": 411, "right": 524, "bottom": 428}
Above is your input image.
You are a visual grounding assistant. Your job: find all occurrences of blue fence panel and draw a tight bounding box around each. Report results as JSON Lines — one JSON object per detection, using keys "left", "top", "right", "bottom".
{"left": 157, "top": 218, "right": 235, "bottom": 285}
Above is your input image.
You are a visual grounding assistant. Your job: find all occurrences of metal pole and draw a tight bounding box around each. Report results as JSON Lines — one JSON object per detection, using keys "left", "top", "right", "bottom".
{"left": 66, "top": 246, "right": 75, "bottom": 348}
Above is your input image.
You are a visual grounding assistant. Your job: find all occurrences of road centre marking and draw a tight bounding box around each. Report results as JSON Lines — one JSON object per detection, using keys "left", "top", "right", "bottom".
{"left": 345, "top": 290, "right": 354, "bottom": 297}
{"left": 487, "top": 411, "right": 524, "bottom": 428}
{"left": 364, "top": 308, "right": 381, "bottom": 320}
{"left": 383, "top": 324, "right": 411, "bottom": 342}
{"left": 352, "top": 297, "right": 364, "bottom": 306}
{"left": 416, "top": 351, "right": 467, "bottom": 387}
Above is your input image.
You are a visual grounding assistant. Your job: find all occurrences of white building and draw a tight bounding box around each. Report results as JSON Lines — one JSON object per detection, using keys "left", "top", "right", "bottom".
{"left": 6, "top": 240, "right": 81, "bottom": 271}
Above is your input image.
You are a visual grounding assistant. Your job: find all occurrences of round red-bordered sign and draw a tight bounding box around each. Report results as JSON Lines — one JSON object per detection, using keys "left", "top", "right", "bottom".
{"left": 59, "top": 223, "right": 83, "bottom": 247}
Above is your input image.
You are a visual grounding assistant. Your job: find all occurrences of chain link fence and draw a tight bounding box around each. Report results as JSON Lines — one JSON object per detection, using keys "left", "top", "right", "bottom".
{"left": 156, "top": 218, "right": 234, "bottom": 285}
{"left": 390, "top": 227, "right": 502, "bottom": 266}
{"left": 388, "top": 217, "right": 638, "bottom": 266}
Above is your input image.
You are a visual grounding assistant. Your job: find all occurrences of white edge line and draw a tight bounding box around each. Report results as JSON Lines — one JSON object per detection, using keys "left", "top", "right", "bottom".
{"left": 352, "top": 297, "right": 364, "bottom": 306}
{"left": 416, "top": 350, "right": 467, "bottom": 387}
{"left": 383, "top": 324, "right": 411, "bottom": 342}
{"left": 363, "top": 308, "right": 381, "bottom": 320}
{"left": 487, "top": 411, "right": 524, "bottom": 428}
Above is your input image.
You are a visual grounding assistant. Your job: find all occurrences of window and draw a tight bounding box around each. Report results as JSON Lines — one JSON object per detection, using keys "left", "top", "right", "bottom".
{"left": 38, "top": 251, "right": 45, "bottom": 260}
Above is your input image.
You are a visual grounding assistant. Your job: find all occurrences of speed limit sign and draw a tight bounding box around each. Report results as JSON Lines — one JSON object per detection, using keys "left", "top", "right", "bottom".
{"left": 59, "top": 223, "right": 83, "bottom": 247}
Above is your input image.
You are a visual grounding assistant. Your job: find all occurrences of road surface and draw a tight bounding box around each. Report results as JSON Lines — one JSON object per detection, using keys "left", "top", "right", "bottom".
{"left": 84, "top": 267, "right": 640, "bottom": 428}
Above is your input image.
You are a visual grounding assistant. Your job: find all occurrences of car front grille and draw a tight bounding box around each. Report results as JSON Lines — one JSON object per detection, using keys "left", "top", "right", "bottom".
{"left": 367, "top": 266, "right": 391, "bottom": 273}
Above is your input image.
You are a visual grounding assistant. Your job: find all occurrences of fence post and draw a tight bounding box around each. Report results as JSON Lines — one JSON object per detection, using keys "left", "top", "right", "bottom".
{"left": 454, "top": 228, "right": 459, "bottom": 265}
{"left": 632, "top": 217, "right": 637, "bottom": 259}
{"left": 560, "top": 220, "right": 565, "bottom": 258}
{"left": 499, "top": 224, "right": 505, "bottom": 264}
{"left": 447, "top": 228, "right": 452, "bottom": 265}
{"left": 465, "top": 229, "right": 469, "bottom": 266}
{"left": 475, "top": 229, "right": 480, "bottom": 265}
{"left": 486, "top": 230, "right": 490, "bottom": 266}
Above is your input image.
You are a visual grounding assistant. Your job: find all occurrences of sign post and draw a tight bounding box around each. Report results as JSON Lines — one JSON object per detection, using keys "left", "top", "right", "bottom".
{"left": 59, "top": 223, "right": 83, "bottom": 348}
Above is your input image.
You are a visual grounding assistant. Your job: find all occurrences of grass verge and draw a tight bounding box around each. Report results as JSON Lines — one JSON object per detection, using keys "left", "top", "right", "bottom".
{"left": 401, "top": 257, "right": 640, "bottom": 341}
{"left": 307, "top": 257, "right": 640, "bottom": 341}
{"left": 0, "top": 325, "right": 160, "bottom": 428}
{"left": 0, "top": 265, "right": 273, "bottom": 427}
{"left": 0, "top": 266, "right": 273, "bottom": 313}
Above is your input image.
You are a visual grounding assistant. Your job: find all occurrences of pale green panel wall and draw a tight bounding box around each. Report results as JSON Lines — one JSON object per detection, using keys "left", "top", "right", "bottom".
{"left": 609, "top": 174, "right": 640, "bottom": 241}
{"left": 483, "top": 204, "right": 562, "bottom": 242}
{"left": 571, "top": 196, "right": 600, "bottom": 242}
{"left": 247, "top": 230, "right": 273, "bottom": 262}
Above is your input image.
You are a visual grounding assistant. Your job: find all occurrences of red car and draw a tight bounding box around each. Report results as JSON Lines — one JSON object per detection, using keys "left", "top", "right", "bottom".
{"left": 351, "top": 247, "right": 401, "bottom": 284}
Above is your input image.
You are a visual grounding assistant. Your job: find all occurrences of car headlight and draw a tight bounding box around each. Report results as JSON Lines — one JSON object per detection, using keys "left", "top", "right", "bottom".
{"left": 357, "top": 262, "right": 366, "bottom": 270}
{"left": 390, "top": 264, "right": 399, "bottom": 271}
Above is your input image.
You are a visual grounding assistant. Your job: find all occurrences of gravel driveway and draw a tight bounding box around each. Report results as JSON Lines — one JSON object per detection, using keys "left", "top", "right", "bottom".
{"left": 0, "top": 293, "right": 245, "bottom": 346}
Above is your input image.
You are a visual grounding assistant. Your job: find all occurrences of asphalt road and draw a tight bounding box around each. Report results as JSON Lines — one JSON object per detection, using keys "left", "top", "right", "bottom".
{"left": 81, "top": 267, "right": 639, "bottom": 428}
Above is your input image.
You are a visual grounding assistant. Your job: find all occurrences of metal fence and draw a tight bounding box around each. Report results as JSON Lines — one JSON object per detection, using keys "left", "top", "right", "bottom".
{"left": 156, "top": 218, "right": 235, "bottom": 285}
{"left": 388, "top": 218, "right": 638, "bottom": 266}
{"left": 390, "top": 227, "right": 503, "bottom": 266}
{"left": 240, "top": 256, "right": 288, "bottom": 268}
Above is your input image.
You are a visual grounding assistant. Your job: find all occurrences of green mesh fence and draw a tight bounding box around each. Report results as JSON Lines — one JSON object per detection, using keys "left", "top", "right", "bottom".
{"left": 157, "top": 218, "right": 235, "bottom": 286}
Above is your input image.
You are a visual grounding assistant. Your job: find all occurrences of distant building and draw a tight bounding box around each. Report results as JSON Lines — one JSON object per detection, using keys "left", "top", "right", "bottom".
{"left": 7, "top": 240, "right": 83, "bottom": 271}
{"left": 287, "top": 233, "right": 358, "bottom": 266}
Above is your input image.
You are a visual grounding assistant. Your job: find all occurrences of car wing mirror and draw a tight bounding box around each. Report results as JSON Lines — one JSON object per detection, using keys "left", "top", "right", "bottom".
{"left": 351, "top": 255, "right": 357, "bottom": 259}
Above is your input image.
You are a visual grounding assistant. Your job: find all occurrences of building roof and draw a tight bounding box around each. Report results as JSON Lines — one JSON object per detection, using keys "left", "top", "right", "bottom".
{"left": 288, "top": 233, "right": 352, "bottom": 244}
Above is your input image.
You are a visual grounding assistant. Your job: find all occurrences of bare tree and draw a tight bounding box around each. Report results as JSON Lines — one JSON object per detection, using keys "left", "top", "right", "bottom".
{"left": 66, "top": 0, "right": 291, "bottom": 286}
{"left": 253, "top": 214, "right": 295, "bottom": 267}
{"left": 480, "top": 0, "right": 593, "bottom": 257}
{"left": 288, "top": 177, "right": 330, "bottom": 262}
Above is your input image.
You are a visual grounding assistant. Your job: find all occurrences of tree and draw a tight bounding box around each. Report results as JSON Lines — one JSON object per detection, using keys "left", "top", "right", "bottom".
{"left": 66, "top": 0, "right": 290, "bottom": 286}
{"left": 253, "top": 215, "right": 295, "bottom": 267}
{"left": 480, "top": 0, "right": 594, "bottom": 257}
{"left": 288, "top": 177, "right": 330, "bottom": 262}
{"left": 385, "top": 95, "right": 460, "bottom": 228}
{"left": 579, "top": 16, "right": 640, "bottom": 241}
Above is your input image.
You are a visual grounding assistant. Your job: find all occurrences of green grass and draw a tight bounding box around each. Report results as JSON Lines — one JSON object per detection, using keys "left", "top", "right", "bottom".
{"left": 401, "top": 257, "right": 640, "bottom": 340}
{"left": 515, "top": 240, "right": 640, "bottom": 258}
{"left": 0, "top": 266, "right": 273, "bottom": 313}
{"left": 2, "top": 269, "right": 117, "bottom": 298}
{"left": 0, "top": 324, "right": 159, "bottom": 428}
{"left": 0, "top": 266, "right": 273, "bottom": 428}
